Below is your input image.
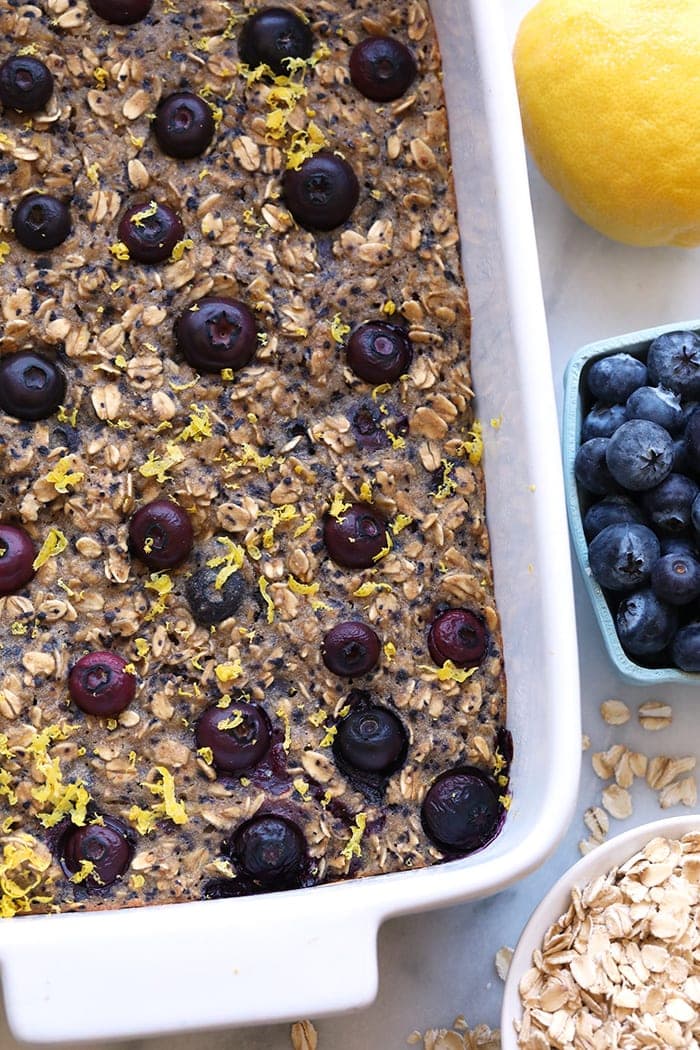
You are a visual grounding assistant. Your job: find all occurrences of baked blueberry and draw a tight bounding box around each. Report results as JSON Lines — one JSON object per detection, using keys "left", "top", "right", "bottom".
{"left": 334, "top": 704, "right": 408, "bottom": 775}
{"left": 647, "top": 330, "right": 700, "bottom": 398}
{"left": 641, "top": 473, "right": 699, "bottom": 534}
{"left": 88, "top": 0, "right": 153, "bottom": 24}
{"left": 282, "top": 151, "right": 359, "bottom": 231}
{"left": 580, "top": 402, "right": 628, "bottom": 442}
{"left": 61, "top": 815, "right": 133, "bottom": 887}
{"left": 118, "top": 201, "right": 185, "bottom": 264}
{"left": 421, "top": 766, "right": 502, "bottom": 854}
{"left": 651, "top": 552, "right": 700, "bottom": 606}
{"left": 671, "top": 622, "right": 700, "bottom": 672}
{"left": 68, "top": 651, "right": 136, "bottom": 717}
{"left": 322, "top": 621, "right": 381, "bottom": 677}
{"left": 605, "top": 419, "right": 674, "bottom": 491}
{"left": 0, "top": 350, "right": 66, "bottom": 421}
{"left": 684, "top": 408, "right": 700, "bottom": 474}
{"left": 615, "top": 588, "right": 678, "bottom": 657}
{"left": 175, "top": 297, "right": 257, "bottom": 373}
{"left": 185, "top": 566, "right": 245, "bottom": 626}
{"left": 574, "top": 438, "right": 619, "bottom": 496}
{"left": 0, "top": 524, "right": 35, "bottom": 596}
{"left": 346, "top": 322, "right": 412, "bottom": 385}
{"left": 323, "top": 502, "right": 389, "bottom": 569}
{"left": 0, "top": 55, "right": 54, "bottom": 112}
{"left": 128, "top": 499, "right": 193, "bottom": 569}
{"left": 428, "top": 608, "right": 488, "bottom": 668}
{"left": 13, "top": 194, "right": 71, "bottom": 251}
{"left": 195, "top": 701, "right": 272, "bottom": 774}
{"left": 582, "top": 495, "right": 646, "bottom": 542}
{"left": 586, "top": 352, "right": 647, "bottom": 403}
{"left": 350, "top": 402, "right": 387, "bottom": 449}
{"left": 230, "top": 814, "right": 306, "bottom": 890}
{"left": 625, "top": 385, "right": 683, "bottom": 433}
{"left": 153, "top": 92, "right": 215, "bottom": 159}
{"left": 349, "top": 35, "right": 416, "bottom": 102}
{"left": 238, "top": 7, "right": 313, "bottom": 75}
{"left": 588, "top": 522, "right": 660, "bottom": 592}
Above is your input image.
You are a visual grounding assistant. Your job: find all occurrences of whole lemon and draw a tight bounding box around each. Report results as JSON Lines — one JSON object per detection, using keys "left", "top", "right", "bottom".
{"left": 513, "top": 0, "right": 700, "bottom": 247}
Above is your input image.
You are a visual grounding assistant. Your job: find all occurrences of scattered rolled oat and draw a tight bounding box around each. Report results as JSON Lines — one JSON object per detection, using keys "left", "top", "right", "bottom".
{"left": 599, "top": 698, "right": 630, "bottom": 725}
{"left": 290, "top": 1020, "right": 318, "bottom": 1050}
{"left": 583, "top": 806, "right": 608, "bottom": 843}
{"left": 407, "top": 1016, "right": 501, "bottom": 1050}
{"left": 638, "top": 700, "right": 673, "bottom": 730}
{"left": 601, "top": 783, "right": 633, "bottom": 820}
{"left": 495, "top": 946, "right": 514, "bottom": 981}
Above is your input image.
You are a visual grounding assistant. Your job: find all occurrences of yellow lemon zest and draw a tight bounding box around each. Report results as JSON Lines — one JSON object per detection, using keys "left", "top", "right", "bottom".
{"left": 353, "top": 581, "right": 392, "bottom": 597}
{"left": 458, "top": 421, "right": 483, "bottom": 466}
{"left": 391, "top": 513, "right": 413, "bottom": 535}
{"left": 92, "top": 66, "right": 109, "bottom": 88}
{"left": 214, "top": 661, "right": 243, "bottom": 685}
{"left": 138, "top": 442, "right": 185, "bottom": 483}
{"left": 0, "top": 241, "right": 10, "bottom": 262}
{"left": 207, "top": 536, "right": 246, "bottom": 589}
{"left": 383, "top": 641, "right": 396, "bottom": 664}
{"left": 432, "top": 459, "right": 458, "bottom": 501}
{"left": 341, "top": 812, "right": 367, "bottom": 861}
{"left": 128, "top": 805, "right": 158, "bottom": 835}
{"left": 170, "top": 238, "right": 195, "bottom": 262}
{"left": 258, "top": 576, "right": 275, "bottom": 623}
{"left": 197, "top": 747, "right": 214, "bottom": 765}
{"left": 418, "top": 660, "right": 478, "bottom": 684}
{"left": 42, "top": 456, "right": 84, "bottom": 495}
{"left": 175, "top": 403, "right": 212, "bottom": 443}
{"left": 359, "top": 480, "right": 373, "bottom": 503}
{"left": 275, "top": 704, "right": 292, "bottom": 752}
{"left": 109, "top": 240, "right": 130, "bottom": 261}
{"left": 287, "top": 574, "right": 319, "bottom": 596}
{"left": 329, "top": 492, "right": 351, "bottom": 519}
{"left": 319, "top": 725, "right": 337, "bottom": 748}
{"left": 33, "top": 528, "right": 68, "bottom": 570}
{"left": 293, "top": 512, "right": 316, "bottom": 537}
{"left": 330, "top": 313, "right": 351, "bottom": 344}
{"left": 293, "top": 777, "right": 310, "bottom": 800}
{"left": 144, "top": 766, "right": 188, "bottom": 825}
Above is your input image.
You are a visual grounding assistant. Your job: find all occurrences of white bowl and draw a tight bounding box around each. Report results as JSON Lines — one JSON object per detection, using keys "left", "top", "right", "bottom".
{"left": 501, "top": 814, "right": 700, "bottom": 1049}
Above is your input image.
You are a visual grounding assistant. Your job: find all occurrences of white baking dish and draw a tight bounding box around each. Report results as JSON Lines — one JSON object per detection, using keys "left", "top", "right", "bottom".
{"left": 0, "top": 2, "right": 580, "bottom": 1042}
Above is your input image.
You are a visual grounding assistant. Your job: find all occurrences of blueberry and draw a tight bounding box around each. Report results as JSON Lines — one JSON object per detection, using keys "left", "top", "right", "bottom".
{"left": 651, "top": 552, "right": 700, "bottom": 606}
{"left": 322, "top": 621, "right": 381, "bottom": 676}
{"left": 349, "top": 36, "right": 417, "bottom": 102}
{"left": 574, "top": 438, "right": 619, "bottom": 495}
{"left": 427, "top": 608, "right": 488, "bottom": 668}
{"left": 349, "top": 402, "right": 386, "bottom": 450}
{"left": 0, "top": 349, "right": 66, "bottom": 421}
{"left": 605, "top": 419, "right": 674, "bottom": 491}
{"left": 175, "top": 297, "right": 257, "bottom": 374}
{"left": 582, "top": 495, "right": 646, "bottom": 542}
{"left": 0, "top": 55, "right": 54, "bottom": 112}
{"left": 580, "top": 401, "right": 628, "bottom": 441}
{"left": 588, "top": 522, "right": 660, "bottom": 592}
{"left": 625, "top": 385, "right": 683, "bottom": 433}
{"left": 185, "top": 566, "right": 245, "bottom": 626}
{"left": 334, "top": 704, "right": 408, "bottom": 775}
{"left": 68, "top": 651, "right": 136, "bottom": 717}
{"left": 641, "top": 474, "right": 699, "bottom": 534}
{"left": 0, "top": 524, "right": 35, "bottom": 596}
{"left": 346, "top": 322, "right": 412, "bottom": 385}
{"left": 421, "top": 766, "right": 503, "bottom": 855}
{"left": 684, "top": 408, "right": 700, "bottom": 475}
{"left": 615, "top": 588, "right": 678, "bottom": 657}
{"left": 238, "top": 7, "right": 313, "bottom": 76}
{"left": 647, "top": 330, "right": 700, "bottom": 398}
{"left": 660, "top": 534, "right": 699, "bottom": 558}
{"left": 282, "top": 151, "right": 359, "bottom": 231}
{"left": 323, "top": 502, "right": 389, "bottom": 569}
{"left": 61, "top": 816, "right": 133, "bottom": 887}
{"left": 229, "top": 814, "right": 306, "bottom": 890}
{"left": 586, "top": 353, "right": 647, "bottom": 403}
{"left": 671, "top": 622, "right": 700, "bottom": 672}
{"left": 128, "top": 499, "right": 193, "bottom": 570}
{"left": 88, "top": 0, "right": 153, "bottom": 23}
{"left": 153, "top": 92, "right": 215, "bottom": 159}
{"left": 672, "top": 436, "right": 690, "bottom": 474}
{"left": 195, "top": 701, "right": 272, "bottom": 774}
{"left": 118, "top": 201, "right": 185, "bottom": 264}
{"left": 13, "top": 194, "right": 71, "bottom": 252}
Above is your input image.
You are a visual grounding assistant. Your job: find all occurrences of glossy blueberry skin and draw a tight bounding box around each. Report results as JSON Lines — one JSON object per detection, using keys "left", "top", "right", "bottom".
{"left": 69, "top": 651, "right": 136, "bottom": 717}
{"left": 580, "top": 402, "right": 628, "bottom": 442}
{"left": 0, "top": 56, "right": 54, "bottom": 112}
{"left": 0, "top": 524, "right": 35, "bottom": 596}
{"left": 605, "top": 419, "right": 674, "bottom": 491}
{"left": 195, "top": 702, "right": 272, "bottom": 774}
{"left": 586, "top": 353, "right": 647, "bottom": 404}
{"left": 349, "top": 36, "right": 417, "bottom": 102}
{"left": 428, "top": 608, "right": 488, "bottom": 668}
{"left": 574, "top": 438, "right": 619, "bottom": 496}
{"left": 671, "top": 622, "right": 700, "bottom": 672}
{"left": 615, "top": 588, "right": 678, "bottom": 657}
{"left": 13, "top": 194, "right": 71, "bottom": 252}
{"left": 582, "top": 495, "right": 646, "bottom": 542}
{"left": 588, "top": 522, "right": 660, "bottom": 593}
{"left": 641, "top": 474, "right": 699, "bottom": 534}
{"left": 334, "top": 704, "right": 408, "bottom": 775}
{"left": 238, "top": 7, "right": 313, "bottom": 75}
{"left": 625, "top": 385, "right": 683, "bottom": 433}
{"left": 323, "top": 502, "right": 389, "bottom": 569}
{"left": 185, "top": 566, "right": 246, "bottom": 626}
{"left": 651, "top": 552, "right": 700, "bottom": 606}
{"left": 153, "top": 92, "right": 215, "bottom": 159}
{"left": 346, "top": 322, "right": 412, "bottom": 385}
{"left": 175, "top": 297, "right": 257, "bottom": 373}
{"left": 61, "top": 815, "right": 133, "bottom": 887}
{"left": 282, "top": 151, "right": 359, "bottom": 231}
{"left": 647, "top": 331, "right": 700, "bottom": 398}
{"left": 421, "top": 766, "right": 503, "bottom": 855}
{"left": 0, "top": 350, "right": 66, "bottom": 421}
{"left": 128, "top": 499, "right": 193, "bottom": 570}
{"left": 88, "top": 0, "right": 153, "bottom": 24}
{"left": 118, "top": 202, "right": 185, "bottom": 264}
{"left": 322, "top": 621, "right": 381, "bottom": 677}
{"left": 230, "top": 814, "right": 306, "bottom": 890}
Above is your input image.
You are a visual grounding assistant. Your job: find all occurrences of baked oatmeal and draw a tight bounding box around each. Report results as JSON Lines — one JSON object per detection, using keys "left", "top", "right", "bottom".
{"left": 0, "top": 0, "right": 509, "bottom": 916}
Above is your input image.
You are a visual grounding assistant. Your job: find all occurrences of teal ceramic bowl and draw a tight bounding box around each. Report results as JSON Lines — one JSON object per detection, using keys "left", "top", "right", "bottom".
{"left": 562, "top": 319, "right": 700, "bottom": 685}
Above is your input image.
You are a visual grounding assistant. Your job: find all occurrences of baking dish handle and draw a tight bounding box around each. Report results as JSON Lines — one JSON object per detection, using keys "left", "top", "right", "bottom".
{"left": 0, "top": 889, "right": 382, "bottom": 1044}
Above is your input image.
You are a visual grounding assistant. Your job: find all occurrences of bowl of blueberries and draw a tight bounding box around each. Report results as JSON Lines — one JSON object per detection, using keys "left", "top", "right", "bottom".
{"left": 563, "top": 321, "right": 700, "bottom": 683}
